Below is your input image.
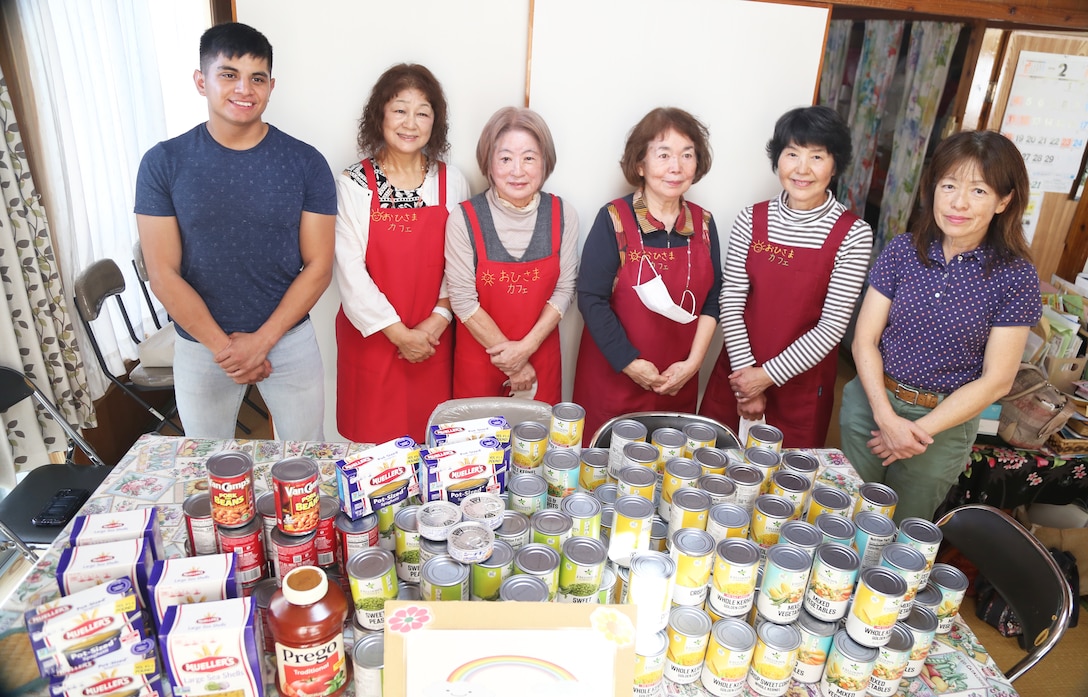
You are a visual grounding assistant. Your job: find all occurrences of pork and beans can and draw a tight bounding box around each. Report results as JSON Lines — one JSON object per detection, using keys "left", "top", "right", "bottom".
{"left": 270, "top": 528, "right": 317, "bottom": 583}
{"left": 578, "top": 447, "right": 609, "bottom": 491}
{"left": 206, "top": 451, "right": 255, "bottom": 528}
{"left": 549, "top": 402, "right": 586, "bottom": 449}
{"left": 183, "top": 492, "right": 218, "bottom": 556}
{"left": 669, "top": 527, "right": 715, "bottom": 606}
{"left": 510, "top": 421, "right": 549, "bottom": 475}
{"left": 216, "top": 519, "right": 265, "bottom": 585}
{"left": 270, "top": 456, "right": 321, "bottom": 536}
{"left": 846, "top": 566, "right": 908, "bottom": 647}
{"left": 256, "top": 492, "right": 277, "bottom": 563}
{"left": 709, "top": 538, "right": 760, "bottom": 617}
{"left": 609, "top": 419, "right": 649, "bottom": 481}
{"left": 820, "top": 629, "right": 879, "bottom": 697}
{"left": 746, "top": 621, "right": 801, "bottom": 697}
{"left": 701, "top": 617, "right": 756, "bottom": 697}
{"left": 315, "top": 496, "right": 339, "bottom": 567}
{"left": 347, "top": 548, "right": 398, "bottom": 630}
{"left": 557, "top": 535, "right": 607, "bottom": 603}
{"left": 335, "top": 511, "right": 379, "bottom": 572}
{"left": 664, "top": 605, "right": 713, "bottom": 684}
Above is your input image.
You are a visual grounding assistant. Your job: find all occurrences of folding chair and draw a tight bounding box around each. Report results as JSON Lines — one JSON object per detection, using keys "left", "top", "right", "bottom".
{"left": 425, "top": 397, "right": 555, "bottom": 446}
{"left": 0, "top": 366, "right": 112, "bottom": 560}
{"left": 588, "top": 412, "right": 741, "bottom": 450}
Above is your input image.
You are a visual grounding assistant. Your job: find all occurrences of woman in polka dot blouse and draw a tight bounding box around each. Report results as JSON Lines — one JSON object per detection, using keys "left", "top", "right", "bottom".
{"left": 839, "top": 131, "right": 1042, "bottom": 524}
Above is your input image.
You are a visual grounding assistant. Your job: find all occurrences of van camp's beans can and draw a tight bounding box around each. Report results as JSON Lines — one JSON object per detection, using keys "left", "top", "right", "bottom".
{"left": 627, "top": 551, "right": 677, "bottom": 634}
{"left": 896, "top": 518, "right": 943, "bottom": 586}
{"left": 664, "top": 606, "right": 713, "bottom": 684}
{"left": 650, "top": 517, "right": 668, "bottom": 553}
{"left": 670, "top": 528, "right": 715, "bottom": 606}
{"left": 549, "top": 402, "right": 586, "bottom": 449}
{"left": 217, "top": 519, "right": 265, "bottom": 584}
{"left": 745, "top": 424, "right": 784, "bottom": 453}
{"left": 419, "top": 536, "right": 447, "bottom": 565}
{"left": 499, "top": 574, "right": 550, "bottom": 602}
{"left": 726, "top": 463, "right": 764, "bottom": 513}
{"left": 557, "top": 535, "right": 607, "bottom": 602}
{"left": 780, "top": 451, "right": 819, "bottom": 484}
{"left": 701, "top": 617, "right": 756, "bottom": 696}
{"left": 598, "top": 565, "right": 616, "bottom": 604}
{"left": 853, "top": 510, "right": 897, "bottom": 568}
{"left": 560, "top": 492, "right": 602, "bottom": 539}
{"left": 793, "top": 610, "right": 837, "bottom": 683}
{"left": 495, "top": 510, "right": 531, "bottom": 551}
{"left": 669, "top": 487, "right": 711, "bottom": 539}
{"left": 347, "top": 548, "right": 398, "bottom": 630}
{"left": 510, "top": 421, "right": 549, "bottom": 475}
{"left": 747, "top": 621, "right": 801, "bottom": 697}
{"left": 633, "top": 629, "right": 668, "bottom": 697}
{"left": 805, "top": 485, "right": 853, "bottom": 524}
{"left": 692, "top": 447, "right": 729, "bottom": 475}
{"left": 706, "top": 503, "right": 750, "bottom": 545}
{"left": 709, "top": 538, "right": 760, "bottom": 617}
{"left": 855, "top": 481, "right": 899, "bottom": 519}
{"left": 880, "top": 542, "right": 928, "bottom": 620}
{"left": 821, "top": 629, "right": 879, "bottom": 697}
{"left": 506, "top": 473, "right": 548, "bottom": 515}
{"left": 257, "top": 492, "right": 277, "bottom": 564}
{"left": 594, "top": 483, "right": 619, "bottom": 507}
{"left": 513, "top": 542, "right": 561, "bottom": 600}
{"left": 578, "top": 448, "right": 609, "bottom": 491}
{"left": 814, "top": 513, "right": 856, "bottom": 547}
{"left": 609, "top": 419, "right": 648, "bottom": 481}
{"left": 927, "top": 563, "right": 969, "bottom": 633}
{"left": 270, "top": 456, "right": 321, "bottom": 536}
{"left": 417, "top": 500, "right": 461, "bottom": 541}
{"left": 471, "top": 539, "right": 514, "bottom": 601}
{"left": 804, "top": 543, "right": 860, "bottom": 621}
{"left": 755, "top": 544, "right": 811, "bottom": 624}
{"left": 867, "top": 622, "right": 914, "bottom": 697}
{"left": 393, "top": 506, "right": 421, "bottom": 583}
{"left": 531, "top": 510, "right": 573, "bottom": 552}
{"left": 420, "top": 555, "right": 470, "bottom": 601}
{"left": 743, "top": 447, "right": 780, "bottom": 491}
{"left": 315, "top": 497, "right": 339, "bottom": 568}
{"left": 697, "top": 474, "right": 737, "bottom": 505}
{"left": 542, "top": 448, "right": 580, "bottom": 508}
{"left": 766, "top": 470, "right": 810, "bottom": 516}
{"left": 777, "top": 520, "right": 822, "bottom": 556}
{"left": 901, "top": 605, "right": 939, "bottom": 677}
{"left": 661, "top": 457, "right": 701, "bottom": 521}
{"left": 206, "top": 451, "right": 256, "bottom": 529}
{"left": 846, "top": 566, "right": 907, "bottom": 647}
{"left": 750, "top": 495, "right": 795, "bottom": 550}
{"left": 607, "top": 495, "right": 655, "bottom": 566}
{"left": 336, "top": 512, "right": 379, "bottom": 573}
{"left": 682, "top": 423, "right": 718, "bottom": 458}
{"left": 183, "top": 492, "right": 218, "bottom": 556}
{"left": 352, "top": 633, "right": 384, "bottom": 697}
{"left": 270, "top": 528, "right": 317, "bottom": 583}
{"left": 618, "top": 465, "right": 657, "bottom": 501}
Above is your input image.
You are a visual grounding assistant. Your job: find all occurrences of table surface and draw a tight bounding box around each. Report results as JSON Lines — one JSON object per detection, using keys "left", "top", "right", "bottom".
{"left": 0, "top": 435, "right": 1020, "bottom": 697}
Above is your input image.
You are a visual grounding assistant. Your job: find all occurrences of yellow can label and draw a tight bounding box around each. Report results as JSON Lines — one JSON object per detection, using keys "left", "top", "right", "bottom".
{"left": 747, "top": 638, "right": 797, "bottom": 694}
{"left": 665, "top": 624, "right": 711, "bottom": 683}
{"left": 702, "top": 639, "right": 753, "bottom": 695}
{"left": 671, "top": 549, "right": 713, "bottom": 604}
{"left": 846, "top": 581, "right": 901, "bottom": 646}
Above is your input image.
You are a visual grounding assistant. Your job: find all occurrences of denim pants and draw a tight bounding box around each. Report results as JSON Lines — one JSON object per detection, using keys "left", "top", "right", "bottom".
{"left": 173, "top": 320, "right": 325, "bottom": 441}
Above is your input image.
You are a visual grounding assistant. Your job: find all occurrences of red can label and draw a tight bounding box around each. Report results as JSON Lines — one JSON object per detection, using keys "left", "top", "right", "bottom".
{"left": 315, "top": 516, "right": 337, "bottom": 567}
{"left": 209, "top": 471, "right": 255, "bottom": 528}
{"left": 218, "top": 522, "right": 266, "bottom": 584}
{"left": 273, "top": 462, "right": 321, "bottom": 536}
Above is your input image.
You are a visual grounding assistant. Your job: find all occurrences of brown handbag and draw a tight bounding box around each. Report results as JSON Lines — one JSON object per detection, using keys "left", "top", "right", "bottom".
{"left": 998, "top": 363, "right": 1076, "bottom": 449}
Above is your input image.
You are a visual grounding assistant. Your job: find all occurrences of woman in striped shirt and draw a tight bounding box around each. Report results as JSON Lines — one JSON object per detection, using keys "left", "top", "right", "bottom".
{"left": 700, "top": 106, "right": 873, "bottom": 448}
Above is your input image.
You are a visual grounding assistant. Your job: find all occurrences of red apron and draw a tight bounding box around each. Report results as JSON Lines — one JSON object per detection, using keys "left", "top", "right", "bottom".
{"left": 451, "top": 194, "right": 563, "bottom": 404}
{"left": 336, "top": 160, "right": 452, "bottom": 443}
{"left": 573, "top": 198, "right": 714, "bottom": 440}
{"left": 700, "top": 201, "right": 856, "bottom": 448}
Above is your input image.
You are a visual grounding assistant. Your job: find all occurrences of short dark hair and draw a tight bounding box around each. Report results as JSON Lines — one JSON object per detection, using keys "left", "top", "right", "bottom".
{"left": 766, "top": 105, "right": 852, "bottom": 194}
{"left": 475, "top": 107, "right": 557, "bottom": 182}
{"left": 199, "top": 22, "right": 272, "bottom": 73}
{"left": 356, "top": 64, "right": 450, "bottom": 163}
{"left": 619, "top": 108, "right": 712, "bottom": 187}
{"left": 914, "top": 130, "right": 1032, "bottom": 267}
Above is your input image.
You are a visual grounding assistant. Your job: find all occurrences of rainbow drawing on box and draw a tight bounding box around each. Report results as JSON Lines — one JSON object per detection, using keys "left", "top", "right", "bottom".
{"left": 447, "top": 655, "right": 577, "bottom": 682}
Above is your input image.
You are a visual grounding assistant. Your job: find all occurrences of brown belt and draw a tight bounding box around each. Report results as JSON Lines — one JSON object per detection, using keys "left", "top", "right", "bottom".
{"left": 883, "top": 374, "right": 941, "bottom": 409}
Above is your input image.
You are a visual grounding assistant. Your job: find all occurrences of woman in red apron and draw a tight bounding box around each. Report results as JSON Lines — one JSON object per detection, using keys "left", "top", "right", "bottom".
{"left": 573, "top": 108, "right": 721, "bottom": 440}
{"left": 334, "top": 65, "right": 470, "bottom": 444}
{"left": 446, "top": 108, "right": 579, "bottom": 405}
{"left": 700, "top": 106, "right": 873, "bottom": 448}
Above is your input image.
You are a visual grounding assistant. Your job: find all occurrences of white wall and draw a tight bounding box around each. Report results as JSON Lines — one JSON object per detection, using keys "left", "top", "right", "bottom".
{"left": 237, "top": 0, "right": 829, "bottom": 440}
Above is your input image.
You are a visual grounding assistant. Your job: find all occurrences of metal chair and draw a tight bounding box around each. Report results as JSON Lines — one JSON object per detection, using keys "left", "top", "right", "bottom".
{"left": 0, "top": 366, "right": 111, "bottom": 560}
{"left": 425, "top": 397, "right": 555, "bottom": 446}
{"left": 936, "top": 504, "right": 1075, "bottom": 682}
{"left": 588, "top": 411, "right": 741, "bottom": 450}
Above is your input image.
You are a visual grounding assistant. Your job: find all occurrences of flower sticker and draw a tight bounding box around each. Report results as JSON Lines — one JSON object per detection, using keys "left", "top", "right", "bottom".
{"left": 388, "top": 605, "right": 432, "bottom": 633}
{"left": 589, "top": 607, "right": 635, "bottom": 648}
{"left": 1074, "top": 464, "right": 1086, "bottom": 480}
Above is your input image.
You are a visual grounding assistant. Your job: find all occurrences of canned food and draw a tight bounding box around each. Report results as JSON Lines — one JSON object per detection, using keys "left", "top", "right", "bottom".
{"left": 697, "top": 473, "right": 736, "bottom": 505}
{"left": 557, "top": 536, "right": 607, "bottom": 602}
{"left": 598, "top": 565, "right": 617, "bottom": 605}
{"left": 498, "top": 574, "right": 550, "bottom": 602}
{"left": 530, "top": 509, "right": 573, "bottom": 552}
{"left": 600, "top": 508, "right": 613, "bottom": 546}
{"left": 664, "top": 605, "right": 712, "bottom": 684}
{"left": 896, "top": 517, "right": 942, "bottom": 586}
{"left": 692, "top": 446, "right": 729, "bottom": 476}
{"left": 867, "top": 622, "right": 913, "bottom": 697}
{"left": 706, "top": 503, "right": 750, "bottom": 545}
{"left": 880, "top": 542, "right": 928, "bottom": 619}
{"left": 725, "top": 463, "right": 763, "bottom": 513}
{"left": 183, "top": 492, "right": 218, "bottom": 556}
{"left": 352, "top": 632, "right": 384, "bottom": 697}
{"left": 560, "top": 492, "right": 602, "bottom": 538}
{"left": 270, "top": 456, "right": 321, "bottom": 536}
{"left": 668, "top": 488, "right": 711, "bottom": 540}
{"left": 256, "top": 491, "right": 277, "bottom": 563}
{"left": 854, "top": 481, "right": 899, "bottom": 519}
{"left": 820, "top": 629, "right": 879, "bottom": 697}
{"left": 417, "top": 500, "right": 461, "bottom": 541}
{"left": 393, "top": 506, "right": 421, "bottom": 583}
{"left": 649, "top": 516, "right": 668, "bottom": 552}
{"left": 913, "top": 583, "right": 943, "bottom": 615}
{"left": 609, "top": 419, "right": 648, "bottom": 481}
{"left": 578, "top": 447, "right": 609, "bottom": 491}
{"left": 633, "top": 629, "right": 668, "bottom": 696}
{"left": 928, "top": 563, "right": 969, "bottom": 633}
{"left": 745, "top": 424, "right": 784, "bottom": 452}
{"left": 766, "top": 470, "right": 810, "bottom": 515}
{"left": 804, "top": 543, "right": 860, "bottom": 621}
{"left": 660, "top": 457, "right": 701, "bottom": 521}
{"left": 777, "top": 519, "right": 822, "bottom": 555}
{"left": 315, "top": 497, "right": 339, "bottom": 568}
{"left": 495, "top": 510, "right": 531, "bottom": 550}
{"left": 513, "top": 543, "right": 561, "bottom": 600}
{"left": 627, "top": 551, "right": 676, "bottom": 634}
{"left": 617, "top": 465, "right": 657, "bottom": 501}
{"left": 853, "top": 510, "right": 897, "bottom": 568}
{"left": 747, "top": 621, "right": 800, "bottom": 696}
{"left": 549, "top": 402, "right": 586, "bottom": 449}
{"left": 669, "top": 528, "right": 715, "bottom": 606}
{"left": 701, "top": 617, "right": 756, "bottom": 696}
{"left": 542, "top": 448, "right": 580, "bottom": 508}
{"left": 708, "top": 538, "right": 760, "bottom": 617}
{"left": 683, "top": 423, "right": 718, "bottom": 457}
{"left": 623, "top": 441, "right": 662, "bottom": 482}
{"left": 813, "top": 512, "right": 856, "bottom": 547}
{"left": 420, "top": 555, "right": 470, "bottom": 601}
{"left": 447, "top": 521, "right": 494, "bottom": 564}
{"left": 336, "top": 512, "right": 379, "bottom": 572}
{"left": 652, "top": 427, "right": 688, "bottom": 464}
{"left": 459, "top": 492, "right": 506, "bottom": 530}
{"left": 251, "top": 577, "right": 278, "bottom": 654}
{"left": 347, "top": 548, "right": 398, "bottom": 630}
{"left": 594, "top": 483, "right": 619, "bottom": 507}
{"left": 749, "top": 495, "right": 795, "bottom": 550}
{"left": 901, "top": 605, "right": 939, "bottom": 678}
{"left": 805, "top": 485, "right": 853, "bottom": 524}
{"left": 755, "top": 544, "right": 811, "bottom": 624}
{"left": 607, "top": 495, "right": 655, "bottom": 566}
{"left": 216, "top": 519, "right": 265, "bottom": 584}
{"left": 846, "top": 566, "right": 907, "bottom": 647}
{"left": 206, "top": 451, "right": 256, "bottom": 528}
{"left": 744, "top": 447, "right": 782, "bottom": 491}
{"left": 270, "top": 528, "right": 317, "bottom": 583}
{"left": 793, "top": 610, "right": 837, "bottom": 683}
{"left": 419, "top": 535, "right": 447, "bottom": 565}
{"left": 779, "top": 450, "right": 819, "bottom": 484}
{"left": 510, "top": 421, "right": 549, "bottom": 475}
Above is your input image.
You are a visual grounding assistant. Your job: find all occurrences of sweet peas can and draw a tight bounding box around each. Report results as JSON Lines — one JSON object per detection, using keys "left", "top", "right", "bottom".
{"left": 557, "top": 536, "right": 606, "bottom": 603}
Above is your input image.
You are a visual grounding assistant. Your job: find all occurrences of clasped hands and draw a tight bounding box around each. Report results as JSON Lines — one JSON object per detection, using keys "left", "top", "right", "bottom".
{"left": 730, "top": 366, "right": 773, "bottom": 420}
{"left": 866, "top": 414, "right": 933, "bottom": 466}
{"left": 391, "top": 316, "right": 447, "bottom": 363}
{"left": 623, "top": 358, "right": 698, "bottom": 397}
{"left": 215, "top": 333, "right": 272, "bottom": 385}
{"left": 488, "top": 340, "right": 536, "bottom": 394}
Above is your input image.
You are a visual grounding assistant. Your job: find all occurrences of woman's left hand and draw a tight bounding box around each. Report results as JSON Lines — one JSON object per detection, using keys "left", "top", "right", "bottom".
{"left": 729, "top": 366, "right": 774, "bottom": 400}
{"left": 866, "top": 416, "right": 933, "bottom": 466}
{"left": 488, "top": 340, "right": 533, "bottom": 375}
{"left": 656, "top": 359, "right": 699, "bottom": 396}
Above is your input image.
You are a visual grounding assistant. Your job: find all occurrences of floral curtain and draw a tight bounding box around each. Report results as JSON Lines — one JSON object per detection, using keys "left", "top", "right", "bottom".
{"left": 838, "top": 20, "right": 905, "bottom": 217}
{"left": 876, "top": 22, "right": 962, "bottom": 254}
{"left": 819, "top": 20, "right": 853, "bottom": 114}
{"left": 0, "top": 68, "right": 95, "bottom": 490}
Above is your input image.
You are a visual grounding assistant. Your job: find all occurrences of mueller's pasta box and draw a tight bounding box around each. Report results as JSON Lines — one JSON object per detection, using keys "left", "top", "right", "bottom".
{"left": 429, "top": 416, "right": 511, "bottom": 447}
{"left": 69, "top": 507, "right": 164, "bottom": 560}
{"left": 56, "top": 539, "right": 152, "bottom": 610}
{"left": 148, "top": 552, "right": 238, "bottom": 628}
{"left": 420, "top": 436, "right": 509, "bottom": 503}
{"left": 160, "top": 597, "right": 263, "bottom": 697}
{"left": 49, "top": 674, "right": 166, "bottom": 697}
{"left": 46, "top": 637, "right": 159, "bottom": 696}
{"left": 335, "top": 437, "right": 421, "bottom": 519}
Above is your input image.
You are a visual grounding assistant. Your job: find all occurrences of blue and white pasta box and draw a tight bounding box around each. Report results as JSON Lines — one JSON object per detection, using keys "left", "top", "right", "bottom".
{"left": 148, "top": 552, "right": 238, "bottom": 629}
{"left": 335, "top": 436, "right": 421, "bottom": 519}
{"left": 50, "top": 674, "right": 165, "bottom": 697}
{"left": 160, "top": 597, "right": 263, "bottom": 697}
{"left": 56, "top": 539, "right": 152, "bottom": 610}
{"left": 69, "top": 507, "right": 164, "bottom": 561}
{"left": 429, "top": 416, "right": 511, "bottom": 447}
{"left": 47, "top": 637, "right": 160, "bottom": 696}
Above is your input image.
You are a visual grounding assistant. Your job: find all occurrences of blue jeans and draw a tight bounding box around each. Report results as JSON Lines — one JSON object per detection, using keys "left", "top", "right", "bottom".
{"left": 839, "top": 376, "right": 977, "bottom": 524}
{"left": 173, "top": 320, "right": 325, "bottom": 440}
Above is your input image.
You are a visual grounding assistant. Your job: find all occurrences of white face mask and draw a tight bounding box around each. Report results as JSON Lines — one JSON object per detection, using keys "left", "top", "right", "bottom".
{"left": 632, "top": 256, "right": 697, "bottom": 324}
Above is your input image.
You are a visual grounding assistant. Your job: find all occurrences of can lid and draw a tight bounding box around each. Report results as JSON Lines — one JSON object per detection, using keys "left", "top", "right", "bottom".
{"left": 683, "top": 422, "right": 717, "bottom": 441}
{"left": 779, "top": 520, "right": 822, "bottom": 550}
{"left": 512, "top": 421, "right": 549, "bottom": 440}
{"left": 346, "top": 548, "right": 395, "bottom": 578}
{"left": 399, "top": 583, "right": 422, "bottom": 600}
{"left": 669, "top": 606, "right": 712, "bottom": 636}
{"left": 552, "top": 402, "right": 586, "bottom": 421}
{"left": 757, "top": 621, "right": 801, "bottom": 651}
{"left": 853, "top": 510, "right": 897, "bottom": 536}
{"left": 858, "top": 481, "right": 899, "bottom": 507}
{"left": 206, "top": 451, "right": 253, "bottom": 477}
{"left": 543, "top": 448, "right": 580, "bottom": 469}
{"left": 499, "top": 574, "right": 550, "bottom": 602}
{"left": 743, "top": 446, "right": 781, "bottom": 468}
{"left": 693, "top": 447, "right": 728, "bottom": 469}
{"left": 725, "top": 463, "right": 763, "bottom": 486}
{"left": 613, "top": 419, "right": 648, "bottom": 439}
{"left": 811, "top": 485, "right": 852, "bottom": 509}
{"left": 513, "top": 543, "right": 561, "bottom": 573}
{"left": 630, "top": 550, "right": 676, "bottom": 578}
{"left": 650, "top": 517, "right": 667, "bottom": 540}
{"left": 714, "top": 617, "right": 757, "bottom": 652}
{"left": 765, "top": 544, "right": 812, "bottom": 572}
{"left": 250, "top": 577, "right": 279, "bottom": 608}
{"left": 914, "top": 583, "right": 943, "bottom": 610}
{"left": 814, "top": 513, "right": 856, "bottom": 541}
{"left": 613, "top": 495, "right": 655, "bottom": 519}
{"left": 560, "top": 492, "right": 602, "bottom": 518}
{"left": 885, "top": 622, "right": 915, "bottom": 652}
{"left": 717, "top": 537, "right": 760, "bottom": 566}
{"left": 478, "top": 539, "right": 515, "bottom": 569}
{"left": 671, "top": 487, "right": 711, "bottom": 512}
{"left": 270, "top": 456, "right": 318, "bottom": 481}
{"left": 354, "top": 633, "right": 385, "bottom": 669}
{"left": 860, "top": 565, "right": 908, "bottom": 596}
{"left": 421, "top": 555, "right": 469, "bottom": 584}
{"left": 634, "top": 628, "right": 669, "bottom": 657}
{"left": 671, "top": 528, "right": 714, "bottom": 556}
{"left": 561, "top": 536, "right": 607, "bottom": 566}
{"left": 928, "top": 563, "right": 969, "bottom": 592}
{"left": 448, "top": 522, "right": 495, "bottom": 564}
{"left": 496, "top": 510, "right": 530, "bottom": 537}
{"left": 898, "top": 517, "right": 943, "bottom": 545}
{"left": 531, "top": 510, "right": 573, "bottom": 535}
{"left": 623, "top": 441, "right": 660, "bottom": 463}
{"left": 282, "top": 566, "right": 328, "bottom": 606}
{"left": 795, "top": 609, "right": 838, "bottom": 637}
{"left": 183, "top": 492, "right": 212, "bottom": 517}
{"left": 579, "top": 448, "right": 609, "bottom": 467}
{"left": 652, "top": 427, "right": 687, "bottom": 448}
{"left": 771, "top": 470, "right": 810, "bottom": 493}
{"left": 594, "top": 484, "right": 619, "bottom": 506}
{"left": 903, "top": 604, "right": 939, "bottom": 633}
{"left": 697, "top": 474, "right": 736, "bottom": 497}
{"left": 833, "top": 629, "right": 878, "bottom": 662}
{"left": 664, "top": 458, "right": 701, "bottom": 479}
{"left": 319, "top": 496, "right": 339, "bottom": 520}
{"left": 619, "top": 465, "right": 656, "bottom": 487}
{"left": 394, "top": 505, "right": 419, "bottom": 532}
{"left": 754, "top": 494, "right": 795, "bottom": 519}
{"left": 780, "top": 451, "right": 818, "bottom": 473}
{"left": 881, "top": 542, "right": 927, "bottom": 572}
{"left": 709, "top": 503, "right": 749, "bottom": 530}
{"left": 816, "top": 542, "right": 861, "bottom": 572}
{"left": 460, "top": 493, "right": 506, "bottom": 529}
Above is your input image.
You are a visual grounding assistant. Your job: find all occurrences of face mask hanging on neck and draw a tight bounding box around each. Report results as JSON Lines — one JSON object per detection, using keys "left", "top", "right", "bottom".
{"left": 632, "top": 256, "right": 697, "bottom": 324}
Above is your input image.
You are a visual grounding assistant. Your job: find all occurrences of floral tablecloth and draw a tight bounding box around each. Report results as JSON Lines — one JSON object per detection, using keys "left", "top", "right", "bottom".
{"left": 949, "top": 441, "right": 1088, "bottom": 512}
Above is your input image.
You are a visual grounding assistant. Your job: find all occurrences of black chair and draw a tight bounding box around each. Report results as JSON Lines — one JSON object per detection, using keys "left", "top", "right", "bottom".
{"left": 0, "top": 366, "right": 111, "bottom": 560}
{"left": 936, "top": 504, "right": 1075, "bottom": 682}
{"left": 588, "top": 411, "right": 741, "bottom": 450}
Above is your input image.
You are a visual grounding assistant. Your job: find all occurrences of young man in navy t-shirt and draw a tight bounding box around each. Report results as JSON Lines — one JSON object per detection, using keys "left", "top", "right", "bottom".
{"left": 135, "top": 22, "right": 336, "bottom": 440}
